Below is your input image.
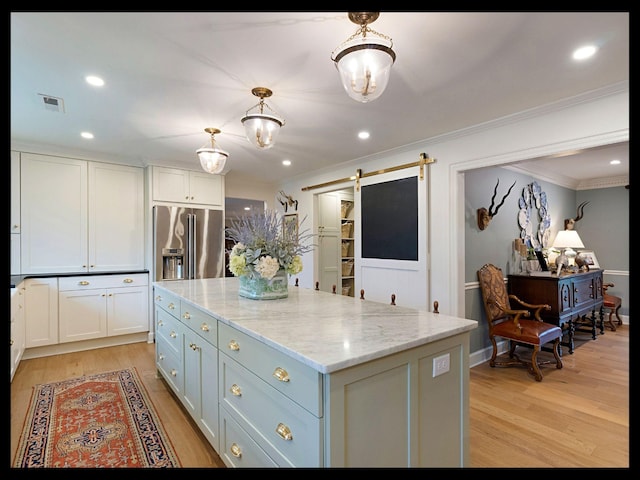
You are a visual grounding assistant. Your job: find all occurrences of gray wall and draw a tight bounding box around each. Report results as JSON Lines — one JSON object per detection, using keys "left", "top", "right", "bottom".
{"left": 463, "top": 167, "right": 629, "bottom": 355}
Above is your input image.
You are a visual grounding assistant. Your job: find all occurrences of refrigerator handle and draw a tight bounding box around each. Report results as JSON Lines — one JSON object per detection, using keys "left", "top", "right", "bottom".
{"left": 190, "top": 213, "right": 197, "bottom": 279}
{"left": 187, "top": 213, "right": 193, "bottom": 279}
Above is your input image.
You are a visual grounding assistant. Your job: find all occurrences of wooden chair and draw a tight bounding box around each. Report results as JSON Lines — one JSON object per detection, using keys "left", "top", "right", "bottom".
{"left": 477, "top": 263, "right": 563, "bottom": 381}
{"left": 602, "top": 283, "right": 622, "bottom": 331}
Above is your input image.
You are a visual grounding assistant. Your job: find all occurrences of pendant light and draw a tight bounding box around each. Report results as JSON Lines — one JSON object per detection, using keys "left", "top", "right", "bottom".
{"left": 331, "top": 12, "right": 396, "bottom": 103}
{"left": 240, "top": 87, "right": 285, "bottom": 150}
{"left": 196, "top": 128, "right": 229, "bottom": 174}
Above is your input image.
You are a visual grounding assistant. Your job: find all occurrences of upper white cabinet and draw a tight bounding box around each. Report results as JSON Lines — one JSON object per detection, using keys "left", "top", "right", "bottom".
{"left": 152, "top": 166, "right": 223, "bottom": 206}
{"left": 11, "top": 151, "right": 20, "bottom": 233}
{"left": 20, "top": 153, "right": 144, "bottom": 274}
{"left": 88, "top": 162, "right": 144, "bottom": 271}
{"left": 21, "top": 153, "right": 88, "bottom": 274}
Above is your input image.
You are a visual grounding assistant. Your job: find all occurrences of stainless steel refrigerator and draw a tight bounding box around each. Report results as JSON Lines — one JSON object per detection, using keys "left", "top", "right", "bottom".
{"left": 153, "top": 205, "right": 224, "bottom": 281}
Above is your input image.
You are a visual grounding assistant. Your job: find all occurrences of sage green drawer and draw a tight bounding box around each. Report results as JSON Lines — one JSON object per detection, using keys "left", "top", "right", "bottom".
{"left": 218, "top": 322, "right": 322, "bottom": 417}
{"left": 153, "top": 287, "right": 181, "bottom": 319}
{"left": 155, "top": 307, "right": 183, "bottom": 357}
{"left": 219, "top": 352, "right": 322, "bottom": 467}
{"left": 180, "top": 302, "right": 217, "bottom": 347}
{"left": 156, "top": 336, "right": 183, "bottom": 395}
{"left": 219, "top": 406, "right": 278, "bottom": 468}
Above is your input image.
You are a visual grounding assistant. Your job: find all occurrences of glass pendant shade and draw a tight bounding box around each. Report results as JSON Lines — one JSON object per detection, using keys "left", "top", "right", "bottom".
{"left": 197, "top": 148, "right": 228, "bottom": 174}
{"left": 241, "top": 87, "right": 285, "bottom": 150}
{"left": 332, "top": 12, "right": 396, "bottom": 103}
{"left": 241, "top": 113, "right": 284, "bottom": 150}
{"left": 196, "top": 128, "right": 229, "bottom": 174}
{"left": 333, "top": 38, "right": 395, "bottom": 103}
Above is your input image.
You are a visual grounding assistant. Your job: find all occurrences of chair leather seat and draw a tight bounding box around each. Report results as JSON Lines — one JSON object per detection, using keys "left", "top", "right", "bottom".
{"left": 603, "top": 295, "right": 621, "bottom": 309}
{"left": 493, "top": 319, "right": 562, "bottom": 346}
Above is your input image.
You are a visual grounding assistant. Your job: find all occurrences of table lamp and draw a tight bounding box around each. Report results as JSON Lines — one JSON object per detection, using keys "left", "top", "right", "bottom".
{"left": 552, "top": 229, "right": 585, "bottom": 266}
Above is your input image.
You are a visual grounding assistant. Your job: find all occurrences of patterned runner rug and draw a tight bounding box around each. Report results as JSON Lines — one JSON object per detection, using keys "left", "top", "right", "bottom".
{"left": 13, "top": 368, "right": 181, "bottom": 468}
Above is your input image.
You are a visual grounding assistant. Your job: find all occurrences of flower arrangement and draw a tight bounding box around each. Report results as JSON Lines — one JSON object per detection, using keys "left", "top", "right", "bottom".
{"left": 226, "top": 209, "right": 314, "bottom": 281}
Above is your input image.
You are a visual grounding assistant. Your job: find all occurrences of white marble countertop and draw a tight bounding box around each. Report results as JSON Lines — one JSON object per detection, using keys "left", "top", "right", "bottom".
{"left": 153, "top": 277, "right": 477, "bottom": 374}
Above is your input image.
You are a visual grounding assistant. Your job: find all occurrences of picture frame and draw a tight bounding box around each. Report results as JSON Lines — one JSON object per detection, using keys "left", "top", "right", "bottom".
{"left": 283, "top": 213, "right": 298, "bottom": 241}
{"left": 577, "top": 250, "right": 600, "bottom": 269}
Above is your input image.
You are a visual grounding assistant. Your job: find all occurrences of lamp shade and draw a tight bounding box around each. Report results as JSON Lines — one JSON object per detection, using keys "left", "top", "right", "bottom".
{"left": 241, "top": 113, "right": 284, "bottom": 150}
{"left": 333, "top": 38, "right": 395, "bottom": 103}
{"left": 552, "top": 230, "right": 585, "bottom": 249}
{"left": 196, "top": 127, "right": 228, "bottom": 174}
{"left": 197, "top": 148, "right": 228, "bottom": 174}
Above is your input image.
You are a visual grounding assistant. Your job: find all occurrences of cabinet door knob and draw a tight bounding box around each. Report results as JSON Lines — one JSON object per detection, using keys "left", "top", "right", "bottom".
{"left": 230, "top": 384, "right": 242, "bottom": 396}
{"left": 183, "top": 312, "right": 191, "bottom": 320}
{"left": 230, "top": 443, "right": 242, "bottom": 458}
{"left": 157, "top": 320, "right": 164, "bottom": 327}
{"left": 170, "top": 369, "right": 177, "bottom": 377}
{"left": 170, "top": 331, "right": 177, "bottom": 338}
{"left": 200, "top": 323, "right": 210, "bottom": 332}
{"left": 168, "top": 302, "right": 176, "bottom": 310}
{"left": 272, "top": 367, "right": 290, "bottom": 382}
{"left": 228, "top": 340, "right": 240, "bottom": 351}
{"left": 156, "top": 295, "right": 162, "bottom": 301}
{"left": 276, "top": 423, "right": 293, "bottom": 441}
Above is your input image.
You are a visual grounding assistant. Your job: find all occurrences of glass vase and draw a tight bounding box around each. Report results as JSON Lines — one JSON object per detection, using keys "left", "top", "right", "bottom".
{"left": 238, "top": 269, "right": 289, "bottom": 300}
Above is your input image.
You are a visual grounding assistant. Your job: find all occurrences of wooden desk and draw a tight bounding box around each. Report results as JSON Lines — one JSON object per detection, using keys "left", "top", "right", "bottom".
{"left": 507, "top": 270, "right": 604, "bottom": 354}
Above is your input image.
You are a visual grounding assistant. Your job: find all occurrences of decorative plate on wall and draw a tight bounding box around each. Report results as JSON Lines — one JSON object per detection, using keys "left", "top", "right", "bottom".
{"left": 519, "top": 181, "right": 551, "bottom": 249}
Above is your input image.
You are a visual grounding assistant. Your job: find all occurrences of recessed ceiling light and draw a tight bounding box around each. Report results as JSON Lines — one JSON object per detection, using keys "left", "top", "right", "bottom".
{"left": 86, "top": 75, "right": 105, "bottom": 86}
{"left": 610, "top": 159, "right": 621, "bottom": 165}
{"left": 282, "top": 159, "right": 291, "bottom": 166}
{"left": 81, "top": 132, "right": 94, "bottom": 139}
{"left": 358, "top": 131, "right": 370, "bottom": 139}
{"left": 572, "top": 45, "right": 597, "bottom": 61}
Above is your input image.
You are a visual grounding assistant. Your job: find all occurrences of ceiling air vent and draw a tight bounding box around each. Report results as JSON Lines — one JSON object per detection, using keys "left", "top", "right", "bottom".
{"left": 38, "top": 94, "right": 65, "bottom": 113}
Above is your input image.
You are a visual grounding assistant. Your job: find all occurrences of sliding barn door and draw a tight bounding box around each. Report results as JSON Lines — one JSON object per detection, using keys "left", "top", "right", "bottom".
{"left": 355, "top": 167, "right": 429, "bottom": 309}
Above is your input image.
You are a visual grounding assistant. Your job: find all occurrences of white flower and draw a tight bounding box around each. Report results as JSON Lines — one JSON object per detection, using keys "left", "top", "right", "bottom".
{"left": 255, "top": 255, "right": 280, "bottom": 280}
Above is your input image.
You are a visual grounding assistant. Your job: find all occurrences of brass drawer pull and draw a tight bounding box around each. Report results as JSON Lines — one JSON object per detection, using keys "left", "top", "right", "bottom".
{"left": 157, "top": 320, "right": 164, "bottom": 327}
{"left": 183, "top": 312, "right": 191, "bottom": 320}
{"left": 170, "top": 369, "right": 177, "bottom": 377}
{"left": 168, "top": 302, "right": 176, "bottom": 310}
{"left": 155, "top": 295, "right": 162, "bottom": 301}
{"left": 158, "top": 353, "right": 165, "bottom": 360}
{"left": 79, "top": 280, "right": 90, "bottom": 286}
{"left": 170, "top": 331, "right": 177, "bottom": 338}
{"left": 230, "top": 443, "right": 242, "bottom": 458}
{"left": 201, "top": 323, "right": 210, "bottom": 332}
{"left": 123, "top": 278, "right": 133, "bottom": 283}
{"left": 190, "top": 342, "right": 199, "bottom": 351}
{"left": 230, "top": 384, "right": 242, "bottom": 396}
{"left": 273, "top": 367, "right": 290, "bottom": 382}
{"left": 228, "top": 340, "right": 240, "bottom": 351}
{"left": 276, "top": 423, "right": 293, "bottom": 441}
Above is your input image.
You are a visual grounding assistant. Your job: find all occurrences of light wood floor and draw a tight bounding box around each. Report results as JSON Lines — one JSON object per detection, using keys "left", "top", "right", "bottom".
{"left": 11, "top": 326, "right": 628, "bottom": 468}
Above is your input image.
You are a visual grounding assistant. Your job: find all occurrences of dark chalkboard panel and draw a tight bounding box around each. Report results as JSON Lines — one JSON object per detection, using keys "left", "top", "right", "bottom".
{"left": 361, "top": 176, "right": 418, "bottom": 260}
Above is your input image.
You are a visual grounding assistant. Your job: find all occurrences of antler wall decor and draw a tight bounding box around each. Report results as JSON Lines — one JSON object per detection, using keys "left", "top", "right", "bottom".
{"left": 277, "top": 190, "right": 298, "bottom": 212}
{"left": 477, "top": 179, "right": 517, "bottom": 230}
{"left": 564, "top": 201, "right": 589, "bottom": 230}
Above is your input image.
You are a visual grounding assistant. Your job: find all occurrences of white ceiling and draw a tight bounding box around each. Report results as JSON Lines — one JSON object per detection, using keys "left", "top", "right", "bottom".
{"left": 10, "top": 11, "right": 629, "bottom": 186}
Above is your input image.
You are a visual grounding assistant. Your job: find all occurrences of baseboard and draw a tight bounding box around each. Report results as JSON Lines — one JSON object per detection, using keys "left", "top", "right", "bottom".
{"left": 22, "top": 332, "right": 151, "bottom": 360}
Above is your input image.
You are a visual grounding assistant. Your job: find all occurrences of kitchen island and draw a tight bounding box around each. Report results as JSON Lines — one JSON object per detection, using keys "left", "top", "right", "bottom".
{"left": 153, "top": 277, "right": 477, "bottom": 468}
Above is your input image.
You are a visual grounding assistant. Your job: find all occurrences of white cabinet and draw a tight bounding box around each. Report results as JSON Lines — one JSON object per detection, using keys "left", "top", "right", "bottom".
{"left": 21, "top": 153, "right": 88, "bottom": 274}
{"left": 58, "top": 274, "right": 149, "bottom": 343}
{"left": 11, "top": 151, "right": 22, "bottom": 274}
{"left": 10, "top": 284, "right": 26, "bottom": 382}
{"left": 20, "top": 153, "right": 144, "bottom": 274}
{"left": 24, "top": 277, "right": 59, "bottom": 348}
{"left": 152, "top": 166, "right": 223, "bottom": 206}
{"left": 88, "top": 162, "right": 145, "bottom": 272}
{"left": 11, "top": 151, "right": 20, "bottom": 233}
